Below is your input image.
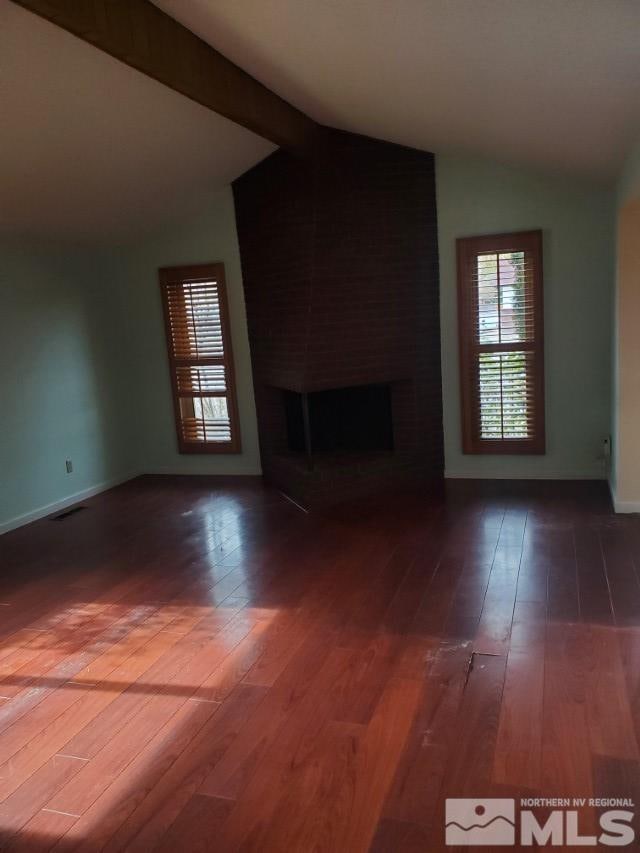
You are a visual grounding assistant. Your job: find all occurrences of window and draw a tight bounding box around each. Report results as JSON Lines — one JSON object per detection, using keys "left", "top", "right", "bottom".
{"left": 159, "top": 263, "right": 241, "bottom": 454}
{"left": 457, "top": 230, "right": 545, "bottom": 454}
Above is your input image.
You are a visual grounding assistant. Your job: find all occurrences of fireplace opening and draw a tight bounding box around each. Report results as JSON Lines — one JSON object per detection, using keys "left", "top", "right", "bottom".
{"left": 283, "top": 383, "right": 394, "bottom": 455}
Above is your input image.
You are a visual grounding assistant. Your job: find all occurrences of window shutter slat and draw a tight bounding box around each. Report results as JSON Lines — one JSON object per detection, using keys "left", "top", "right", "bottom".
{"left": 165, "top": 279, "right": 226, "bottom": 361}
{"left": 160, "top": 264, "right": 241, "bottom": 455}
{"left": 457, "top": 231, "right": 545, "bottom": 454}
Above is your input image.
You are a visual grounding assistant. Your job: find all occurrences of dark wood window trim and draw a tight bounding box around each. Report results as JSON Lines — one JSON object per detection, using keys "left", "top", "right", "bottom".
{"left": 457, "top": 230, "right": 545, "bottom": 455}
{"left": 159, "top": 263, "right": 241, "bottom": 454}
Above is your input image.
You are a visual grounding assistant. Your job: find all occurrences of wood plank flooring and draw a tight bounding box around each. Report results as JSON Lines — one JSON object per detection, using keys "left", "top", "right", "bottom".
{"left": 0, "top": 475, "right": 637, "bottom": 850}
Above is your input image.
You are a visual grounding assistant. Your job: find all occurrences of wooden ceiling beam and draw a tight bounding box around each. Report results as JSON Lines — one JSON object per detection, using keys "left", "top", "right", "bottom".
{"left": 11, "top": 0, "right": 318, "bottom": 152}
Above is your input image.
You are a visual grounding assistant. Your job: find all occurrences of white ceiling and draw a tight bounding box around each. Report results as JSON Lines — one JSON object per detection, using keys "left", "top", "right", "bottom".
{"left": 155, "top": 0, "right": 640, "bottom": 179}
{"left": 3, "top": 0, "right": 639, "bottom": 242}
{"left": 0, "top": 1, "right": 274, "bottom": 241}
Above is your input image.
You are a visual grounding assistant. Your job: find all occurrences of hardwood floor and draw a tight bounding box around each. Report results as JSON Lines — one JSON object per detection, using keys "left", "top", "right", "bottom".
{"left": 0, "top": 475, "right": 637, "bottom": 851}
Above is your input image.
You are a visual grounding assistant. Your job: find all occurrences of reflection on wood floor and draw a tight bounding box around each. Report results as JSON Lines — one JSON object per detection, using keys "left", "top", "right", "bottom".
{"left": 0, "top": 475, "right": 637, "bottom": 851}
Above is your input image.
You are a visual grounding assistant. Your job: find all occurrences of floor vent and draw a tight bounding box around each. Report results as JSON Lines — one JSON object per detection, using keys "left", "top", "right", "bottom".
{"left": 52, "top": 506, "right": 86, "bottom": 521}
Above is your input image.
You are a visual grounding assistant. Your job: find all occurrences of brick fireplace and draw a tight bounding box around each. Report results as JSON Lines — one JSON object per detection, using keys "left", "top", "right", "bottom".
{"left": 233, "top": 128, "right": 443, "bottom": 507}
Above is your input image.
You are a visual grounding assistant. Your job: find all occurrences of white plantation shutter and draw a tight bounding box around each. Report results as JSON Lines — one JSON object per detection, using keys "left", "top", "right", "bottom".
{"left": 160, "top": 264, "right": 241, "bottom": 453}
{"left": 457, "top": 231, "right": 545, "bottom": 454}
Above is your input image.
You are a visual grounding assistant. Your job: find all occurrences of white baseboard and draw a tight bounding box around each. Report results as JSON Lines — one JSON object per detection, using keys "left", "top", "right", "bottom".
{"left": 444, "top": 470, "right": 606, "bottom": 481}
{"left": 0, "top": 472, "right": 140, "bottom": 536}
{"left": 609, "top": 482, "right": 640, "bottom": 514}
{"left": 613, "top": 500, "right": 640, "bottom": 513}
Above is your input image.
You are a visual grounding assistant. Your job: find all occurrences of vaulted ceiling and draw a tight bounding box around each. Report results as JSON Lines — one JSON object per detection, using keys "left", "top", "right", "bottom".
{"left": 3, "top": 0, "right": 639, "bottom": 240}
{"left": 0, "top": 1, "right": 274, "bottom": 241}
{"left": 155, "top": 0, "right": 640, "bottom": 178}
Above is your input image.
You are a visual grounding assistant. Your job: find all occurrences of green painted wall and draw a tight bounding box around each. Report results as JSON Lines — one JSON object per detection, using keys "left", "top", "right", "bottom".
{"left": 1, "top": 160, "right": 619, "bottom": 532}
{"left": 617, "top": 138, "right": 640, "bottom": 207}
{"left": 0, "top": 239, "right": 134, "bottom": 531}
{"left": 436, "top": 154, "right": 614, "bottom": 479}
{"left": 114, "top": 188, "right": 261, "bottom": 476}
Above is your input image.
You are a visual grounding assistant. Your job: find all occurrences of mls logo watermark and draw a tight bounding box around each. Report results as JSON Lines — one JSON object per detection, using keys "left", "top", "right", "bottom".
{"left": 445, "top": 798, "right": 635, "bottom": 846}
{"left": 446, "top": 800, "right": 515, "bottom": 845}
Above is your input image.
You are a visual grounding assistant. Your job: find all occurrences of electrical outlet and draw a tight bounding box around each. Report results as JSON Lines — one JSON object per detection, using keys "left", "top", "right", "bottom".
{"left": 65, "top": 459, "right": 73, "bottom": 474}
{"left": 599, "top": 436, "right": 612, "bottom": 478}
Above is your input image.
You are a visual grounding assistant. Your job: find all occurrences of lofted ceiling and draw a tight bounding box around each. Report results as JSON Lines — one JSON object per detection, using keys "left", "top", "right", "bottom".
{"left": 154, "top": 0, "right": 640, "bottom": 180}
{"left": 3, "top": 0, "right": 639, "bottom": 242}
{"left": 0, "top": 1, "right": 275, "bottom": 241}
